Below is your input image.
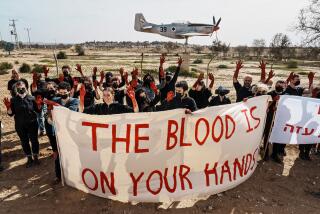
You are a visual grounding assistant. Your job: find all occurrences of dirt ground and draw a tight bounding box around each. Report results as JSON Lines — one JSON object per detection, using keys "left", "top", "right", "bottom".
{"left": 0, "top": 49, "right": 320, "bottom": 214}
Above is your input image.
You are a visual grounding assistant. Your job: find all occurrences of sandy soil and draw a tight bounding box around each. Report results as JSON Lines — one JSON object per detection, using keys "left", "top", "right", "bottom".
{"left": 0, "top": 49, "right": 320, "bottom": 214}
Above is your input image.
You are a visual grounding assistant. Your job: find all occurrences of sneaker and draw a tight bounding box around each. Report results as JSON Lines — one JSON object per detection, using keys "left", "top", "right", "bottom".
{"left": 26, "top": 157, "right": 33, "bottom": 168}
{"left": 33, "top": 156, "right": 40, "bottom": 165}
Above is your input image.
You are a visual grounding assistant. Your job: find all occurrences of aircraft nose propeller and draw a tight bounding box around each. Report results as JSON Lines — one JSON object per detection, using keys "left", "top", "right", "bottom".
{"left": 211, "top": 16, "right": 221, "bottom": 37}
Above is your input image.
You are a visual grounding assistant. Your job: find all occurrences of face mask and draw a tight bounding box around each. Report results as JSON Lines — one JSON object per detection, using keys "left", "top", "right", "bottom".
{"left": 63, "top": 71, "right": 69, "bottom": 76}
{"left": 17, "top": 88, "right": 26, "bottom": 95}
{"left": 59, "top": 94, "right": 69, "bottom": 99}
{"left": 176, "top": 92, "right": 182, "bottom": 99}
{"left": 294, "top": 81, "right": 300, "bottom": 86}
{"left": 275, "top": 86, "right": 284, "bottom": 92}
{"left": 166, "top": 75, "right": 172, "bottom": 82}
{"left": 47, "top": 90, "right": 55, "bottom": 97}
{"left": 218, "top": 92, "right": 227, "bottom": 96}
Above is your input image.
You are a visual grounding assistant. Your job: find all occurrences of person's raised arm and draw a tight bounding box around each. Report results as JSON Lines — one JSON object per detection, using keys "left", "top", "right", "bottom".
{"left": 93, "top": 81, "right": 100, "bottom": 100}
{"left": 304, "top": 72, "right": 315, "bottom": 94}
{"left": 233, "top": 60, "right": 243, "bottom": 83}
{"left": 127, "top": 86, "right": 139, "bottom": 113}
{"left": 259, "top": 60, "right": 267, "bottom": 82}
{"left": 264, "top": 68, "right": 275, "bottom": 84}
{"left": 171, "top": 57, "right": 183, "bottom": 84}
{"left": 92, "top": 67, "right": 97, "bottom": 82}
{"left": 208, "top": 73, "right": 215, "bottom": 89}
{"left": 75, "top": 64, "right": 85, "bottom": 78}
{"left": 31, "top": 71, "right": 38, "bottom": 93}
{"left": 3, "top": 97, "right": 13, "bottom": 115}
{"left": 192, "top": 73, "right": 204, "bottom": 90}
{"left": 159, "top": 54, "right": 166, "bottom": 82}
{"left": 286, "top": 72, "right": 294, "bottom": 85}
{"left": 79, "top": 84, "right": 86, "bottom": 112}
{"left": 98, "top": 71, "right": 105, "bottom": 91}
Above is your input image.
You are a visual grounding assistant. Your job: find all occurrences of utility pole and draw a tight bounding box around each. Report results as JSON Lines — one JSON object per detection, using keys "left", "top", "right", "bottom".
{"left": 25, "top": 28, "right": 31, "bottom": 51}
{"left": 9, "top": 19, "right": 19, "bottom": 49}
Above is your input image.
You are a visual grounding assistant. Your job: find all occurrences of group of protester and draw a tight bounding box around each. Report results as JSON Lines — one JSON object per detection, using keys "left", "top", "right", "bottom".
{"left": 0, "top": 54, "right": 319, "bottom": 184}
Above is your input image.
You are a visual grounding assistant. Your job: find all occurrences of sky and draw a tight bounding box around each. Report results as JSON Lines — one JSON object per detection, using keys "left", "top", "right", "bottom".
{"left": 0, "top": 0, "right": 311, "bottom": 46}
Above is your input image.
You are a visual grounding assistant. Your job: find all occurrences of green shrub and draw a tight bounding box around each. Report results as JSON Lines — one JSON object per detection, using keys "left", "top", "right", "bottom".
{"left": 19, "top": 63, "right": 31, "bottom": 73}
{"left": 166, "top": 65, "right": 178, "bottom": 73}
{"left": 0, "top": 70, "right": 9, "bottom": 75}
{"left": 193, "top": 58, "right": 203, "bottom": 64}
{"left": 217, "top": 64, "right": 228, "bottom": 69}
{"left": 57, "top": 51, "right": 67, "bottom": 59}
{"left": 14, "top": 60, "right": 19, "bottom": 65}
{"left": 0, "top": 62, "right": 13, "bottom": 71}
{"left": 75, "top": 45, "right": 85, "bottom": 56}
{"left": 287, "top": 60, "right": 298, "bottom": 69}
{"left": 33, "top": 64, "right": 44, "bottom": 73}
{"left": 180, "top": 69, "right": 198, "bottom": 78}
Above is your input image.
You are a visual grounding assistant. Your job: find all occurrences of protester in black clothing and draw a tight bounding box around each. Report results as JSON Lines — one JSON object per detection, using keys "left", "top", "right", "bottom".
{"left": 73, "top": 77, "right": 100, "bottom": 108}
{"left": 3, "top": 81, "right": 41, "bottom": 168}
{"left": 135, "top": 82, "right": 160, "bottom": 112}
{"left": 156, "top": 80, "right": 197, "bottom": 112}
{"left": 83, "top": 87, "right": 139, "bottom": 115}
{"left": 7, "top": 69, "right": 29, "bottom": 96}
{"left": 284, "top": 72, "right": 315, "bottom": 160}
{"left": 0, "top": 121, "right": 3, "bottom": 172}
{"left": 189, "top": 73, "right": 214, "bottom": 109}
{"left": 263, "top": 80, "right": 286, "bottom": 163}
{"left": 158, "top": 55, "right": 183, "bottom": 103}
{"left": 208, "top": 86, "right": 231, "bottom": 107}
{"left": 233, "top": 60, "right": 253, "bottom": 102}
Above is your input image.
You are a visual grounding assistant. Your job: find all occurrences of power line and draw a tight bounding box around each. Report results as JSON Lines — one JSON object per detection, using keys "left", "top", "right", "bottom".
{"left": 9, "top": 19, "right": 19, "bottom": 49}
{"left": 25, "top": 27, "right": 31, "bottom": 51}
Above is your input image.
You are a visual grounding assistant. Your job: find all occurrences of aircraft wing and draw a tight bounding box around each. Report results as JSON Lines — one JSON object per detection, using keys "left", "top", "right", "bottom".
{"left": 142, "top": 25, "right": 153, "bottom": 30}
{"left": 176, "top": 32, "right": 209, "bottom": 37}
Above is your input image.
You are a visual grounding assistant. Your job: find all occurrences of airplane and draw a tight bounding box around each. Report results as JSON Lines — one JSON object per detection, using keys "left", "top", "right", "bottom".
{"left": 134, "top": 13, "right": 221, "bottom": 45}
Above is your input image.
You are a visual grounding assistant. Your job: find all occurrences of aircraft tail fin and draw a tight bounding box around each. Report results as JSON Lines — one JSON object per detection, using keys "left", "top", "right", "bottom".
{"left": 134, "top": 13, "right": 148, "bottom": 31}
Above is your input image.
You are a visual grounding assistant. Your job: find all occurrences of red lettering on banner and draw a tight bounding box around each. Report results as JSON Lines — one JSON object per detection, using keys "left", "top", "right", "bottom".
{"left": 166, "top": 120, "right": 179, "bottom": 150}
{"left": 180, "top": 117, "right": 192, "bottom": 147}
{"left": 244, "top": 154, "right": 252, "bottom": 175}
{"left": 225, "top": 114, "right": 236, "bottom": 139}
{"left": 100, "top": 171, "right": 116, "bottom": 195}
{"left": 241, "top": 106, "right": 260, "bottom": 133}
{"left": 233, "top": 157, "right": 245, "bottom": 180}
{"left": 164, "top": 166, "right": 177, "bottom": 193}
{"left": 146, "top": 170, "right": 163, "bottom": 195}
{"left": 112, "top": 124, "right": 131, "bottom": 153}
{"left": 220, "top": 160, "right": 232, "bottom": 184}
{"left": 134, "top": 124, "right": 149, "bottom": 153}
{"left": 82, "top": 168, "right": 98, "bottom": 191}
{"left": 195, "top": 118, "right": 210, "bottom": 145}
{"left": 179, "top": 164, "right": 193, "bottom": 190}
{"left": 212, "top": 116, "right": 224, "bottom": 142}
{"left": 130, "top": 172, "right": 144, "bottom": 196}
{"left": 204, "top": 162, "right": 219, "bottom": 186}
{"left": 82, "top": 121, "right": 109, "bottom": 151}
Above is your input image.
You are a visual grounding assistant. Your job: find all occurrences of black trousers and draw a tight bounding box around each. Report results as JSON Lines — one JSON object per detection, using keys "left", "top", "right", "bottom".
{"left": 45, "top": 119, "right": 61, "bottom": 179}
{"left": 15, "top": 121, "right": 39, "bottom": 157}
{"left": 299, "top": 144, "right": 312, "bottom": 156}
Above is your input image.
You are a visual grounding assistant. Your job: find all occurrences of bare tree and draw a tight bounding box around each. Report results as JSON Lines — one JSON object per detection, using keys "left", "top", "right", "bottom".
{"left": 235, "top": 45, "right": 249, "bottom": 58}
{"left": 193, "top": 45, "right": 204, "bottom": 54}
{"left": 252, "top": 39, "right": 266, "bottom": 57}
{"left": 270, "top": 33, "right": 292, "bottom": 60}
{"left": 210, "top": 41, "right": 230, "bottom": 57}
{"left": 297, "top": 0, "right": 320, "bottom": 46}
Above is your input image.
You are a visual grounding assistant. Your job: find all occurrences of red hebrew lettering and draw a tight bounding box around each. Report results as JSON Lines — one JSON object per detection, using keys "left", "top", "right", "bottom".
{"left": 302, "top": 128, "right": 315, "bottom": 136}
{"left": 146, "top": 170, "right": 163, "bottom": 195}
{"left": 296, "top": 126, "right": 303, "bottom": 134}
{"left": 82, "top": 168, "right": 98, "bottom": 191}
{"left": 204, "top": 162, "right": 218, "bottom": 186}
{"left": 179, "top": 165, "right": 193, "bottom": 190}
{"left": 225, "top": 114, "right": 236, "bottom": 139}
{"left": 130, "top": 172, "right": 144, "bottom": 196}
{"left": 166, "top": 120, "right": 179, "bottom": 150}
{"left": 233, "top": 156, "right": 245, "bottom": 180}
{"left": 112, "top": 124, "right": 131, "bottom": 153}
{"left": 284, "top": 124, "right": 294, "bottom": 133}
{"left": 163, "top": 166, "right": 178, "bottom": 193}
{"left": 212, "top": 116, "right": 224, "bottom": 142}
{"left": 134, "top": 124, "right": 150, "bottom": 153}
{"left": 220, "top": 160, "right": 232, "bottom": 184}
{"left": 82, "top": 121, "right": 109, "bottom": 151}
{"left": 100, "top": 171, "right": 116, "bottom": 195}
{"left": 195, "top": 118, "right": 210, "bottom": 145}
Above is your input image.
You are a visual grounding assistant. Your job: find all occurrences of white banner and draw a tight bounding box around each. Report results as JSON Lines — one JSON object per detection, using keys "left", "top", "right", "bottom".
{"left": 52, "top": 96, "right": 269, "bottom": 203}
{"left": 270, "top": 95, "right": 320, "bottom": 144}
